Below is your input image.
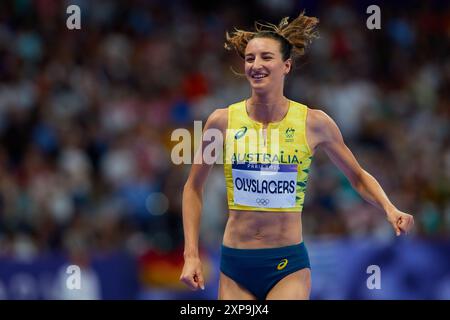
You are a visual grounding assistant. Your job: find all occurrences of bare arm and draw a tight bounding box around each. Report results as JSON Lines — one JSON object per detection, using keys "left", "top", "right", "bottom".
{"left": 307, "top": 109, "right": 414, "bottom": 235}
{"left": 180, "top": 108, "right": 227, "bottom": 290}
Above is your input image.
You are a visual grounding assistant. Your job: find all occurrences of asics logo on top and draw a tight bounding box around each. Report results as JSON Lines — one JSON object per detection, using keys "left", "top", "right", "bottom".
{"left": 234, "top": 126, "right": 248, "bottom": 140}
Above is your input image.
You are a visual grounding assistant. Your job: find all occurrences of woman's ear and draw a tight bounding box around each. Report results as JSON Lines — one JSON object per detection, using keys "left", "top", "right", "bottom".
{"left": 284, "top": 58, "right": 292, "bottom": 75}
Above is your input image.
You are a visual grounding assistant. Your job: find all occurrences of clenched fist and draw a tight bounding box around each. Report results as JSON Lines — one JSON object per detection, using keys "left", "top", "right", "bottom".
{"left": 387, "top": 208, "right": 414, "bottom": 236}
{"left": 179, "top": 257, "right": 205, "bottom": 291}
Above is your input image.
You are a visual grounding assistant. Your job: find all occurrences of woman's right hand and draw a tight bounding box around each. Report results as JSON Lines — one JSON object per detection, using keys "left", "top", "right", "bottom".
{"left": 179, "top": 257, "right": 205, "bottom": 290}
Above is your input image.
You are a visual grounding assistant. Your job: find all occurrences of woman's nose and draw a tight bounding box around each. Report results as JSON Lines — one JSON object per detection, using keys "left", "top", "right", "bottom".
{"left": 253, "top": 57, "right": 264, "bottom": 69}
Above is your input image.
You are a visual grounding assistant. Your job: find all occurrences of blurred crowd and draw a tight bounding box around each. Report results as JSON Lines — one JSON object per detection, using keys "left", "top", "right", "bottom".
{"left": 0, "top": 0, "right": 449, "bottom": 267}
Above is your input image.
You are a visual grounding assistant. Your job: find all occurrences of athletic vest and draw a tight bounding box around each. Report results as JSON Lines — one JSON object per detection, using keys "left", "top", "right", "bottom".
{"left": 223, "top": 99, "right": 313, "bottom": 212}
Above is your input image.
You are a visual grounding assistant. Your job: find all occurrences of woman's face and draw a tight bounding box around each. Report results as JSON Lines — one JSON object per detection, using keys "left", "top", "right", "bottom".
{"left": 244, "top": 37, "right": 292, "bottom": 91}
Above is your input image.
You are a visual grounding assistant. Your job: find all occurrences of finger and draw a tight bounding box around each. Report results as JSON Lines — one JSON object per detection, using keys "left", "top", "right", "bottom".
{"left": 197, "top": 273, "right": 205, "bottom": 290}
{"left": 392, "top": 222, "right": 401, "bottom": 236}
{"left": 180, "top": 275, "right": 199, "bottom": 290}
{"left": 400, "top": 217, "right": 414, "bottom": 233}
{"left": 398, "top": 218, "right": 407, "bottom": 230}
{"left": 188, "top": 280, "right": 199, "bottom": 290}
{"left": 403, "top": 217, "right": 414, "bottom": 232}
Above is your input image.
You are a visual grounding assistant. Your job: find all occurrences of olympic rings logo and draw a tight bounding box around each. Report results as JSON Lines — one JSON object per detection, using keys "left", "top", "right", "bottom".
{"left": 256, "top": 198, "right": 269, "bottom": 206}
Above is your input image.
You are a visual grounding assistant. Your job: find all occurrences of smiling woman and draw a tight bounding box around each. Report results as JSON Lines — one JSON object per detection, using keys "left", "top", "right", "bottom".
{"left": 179, "top": 11, "right": 414, "bottom": 301}
{"left": 229, "top": 22, "right": 316, "bottom": 104}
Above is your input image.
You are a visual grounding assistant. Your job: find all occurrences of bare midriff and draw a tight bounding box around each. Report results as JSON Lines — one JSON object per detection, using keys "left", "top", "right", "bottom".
{"left": 222, "top": 209, "right": 303, "bottom": 249}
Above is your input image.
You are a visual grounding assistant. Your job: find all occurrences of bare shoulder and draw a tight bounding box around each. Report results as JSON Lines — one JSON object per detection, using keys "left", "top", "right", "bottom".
{"left": 306, "top": 107, "right": 335, "bottom": 132}
{"left": 206, "top": 108, "right": 228, "bottom": 133}
{"left": 306, "top": 107, "right": 342, "bottom": 150}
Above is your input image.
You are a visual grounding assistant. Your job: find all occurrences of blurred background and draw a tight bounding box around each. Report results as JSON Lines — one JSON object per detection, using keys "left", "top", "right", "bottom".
{"left": 0, "top": 0, "right": 449, "bottom": 299}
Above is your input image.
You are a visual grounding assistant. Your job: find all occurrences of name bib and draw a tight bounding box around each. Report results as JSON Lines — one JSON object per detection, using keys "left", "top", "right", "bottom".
{"left": 232, "top": 163, "right": 298, "bottom": 208}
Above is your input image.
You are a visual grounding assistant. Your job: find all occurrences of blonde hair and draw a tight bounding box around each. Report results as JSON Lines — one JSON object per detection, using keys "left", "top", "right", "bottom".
{"left": 225, "top": 11, "right": 319, "bottom": 61}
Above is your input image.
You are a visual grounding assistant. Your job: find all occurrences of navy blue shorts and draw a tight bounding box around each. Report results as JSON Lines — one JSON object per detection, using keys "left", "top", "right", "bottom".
{"left": 220, "top": 242, "right": 311, "bottom": 300}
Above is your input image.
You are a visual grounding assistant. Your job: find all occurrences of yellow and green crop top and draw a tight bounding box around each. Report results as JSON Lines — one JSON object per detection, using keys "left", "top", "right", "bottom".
{"left": 223, "top": 99, "right": 313, "bottom": 212}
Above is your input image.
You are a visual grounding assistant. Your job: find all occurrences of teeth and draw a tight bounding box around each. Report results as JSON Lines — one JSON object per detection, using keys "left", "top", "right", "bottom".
{"left": 252, "top": 74, "right": 267, "bottom": 79}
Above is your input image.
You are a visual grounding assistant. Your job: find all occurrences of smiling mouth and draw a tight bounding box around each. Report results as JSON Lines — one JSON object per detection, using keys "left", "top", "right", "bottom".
{"left": 251, "top": 74, "right": 268, "bottom": 79}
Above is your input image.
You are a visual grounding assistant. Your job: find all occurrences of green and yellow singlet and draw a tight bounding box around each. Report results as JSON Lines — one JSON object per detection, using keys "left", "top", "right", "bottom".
{"left": 223, "top": 99, "right": 313, "bottom": 212}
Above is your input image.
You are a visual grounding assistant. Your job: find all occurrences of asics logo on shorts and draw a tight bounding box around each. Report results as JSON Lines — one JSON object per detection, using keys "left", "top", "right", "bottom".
{"left": 256, "top": 198, "right": 269, "bottom": 206}
{"left": 277, "top": 258, "right": 288, "bottom": 270}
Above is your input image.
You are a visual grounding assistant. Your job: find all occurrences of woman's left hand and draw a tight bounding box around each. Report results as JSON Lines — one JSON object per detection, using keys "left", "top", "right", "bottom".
{"left": 387, "top": 209, "right": 414, "bottom": 236}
